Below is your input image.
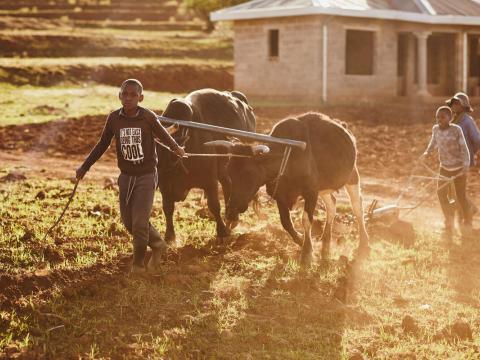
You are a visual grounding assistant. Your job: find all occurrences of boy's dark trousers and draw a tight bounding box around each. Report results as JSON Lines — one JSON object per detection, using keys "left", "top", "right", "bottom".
{"left": 437, "top": 167, "right": 471, "bottom": 226}
{"left": 118, "top": 171, "right": 164, "bottom": 266}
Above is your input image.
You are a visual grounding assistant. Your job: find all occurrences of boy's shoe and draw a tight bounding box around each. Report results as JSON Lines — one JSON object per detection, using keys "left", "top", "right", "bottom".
{"left": 460, "top": 222, "right": 473, "bottom": 239}
{"left": 147, "top": 240, "right": 167, "bottom": 273}
{"left": 129, "top": 264, "right": 147, "bottom": 277}
{"left": 471, "top": 204, "right": 478, "bottom": 217}
{"left": 444, "top": 217, "right": 454, "bottom": 232}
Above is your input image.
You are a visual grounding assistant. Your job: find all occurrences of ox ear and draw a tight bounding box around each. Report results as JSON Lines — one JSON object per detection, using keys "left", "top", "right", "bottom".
{"left": 230, "top": 90, "right": 249, "bottom": 105}
{"left": 251, "top": 144, "right": 270, "bottom": 155}
{"left": 163, "top": 99, "right": 193, "bottom": 121}
{"left": 166, "top": 123, "right": 179, "bottom": 135}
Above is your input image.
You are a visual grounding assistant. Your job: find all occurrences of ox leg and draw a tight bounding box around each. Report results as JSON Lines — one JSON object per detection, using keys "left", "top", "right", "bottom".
{"left": 345, "top": 183, "right": 371, "bottom": 256}
{"left": 162, "top": 196, "right": 176, "bottom": 244}
{"left": 319, "top": 193, "right": 336, "bottom": 260}
{"left": 277, "top": 200, "right": 302, "bottom": 246}
{"left": 218, "top": 172, "right": 232, "bottom": 208}
{"left": 301, "top": 193, "right": 318, "bottom": 266}
{"left": 205, "top": 182, "right": 229, "bottom": 238}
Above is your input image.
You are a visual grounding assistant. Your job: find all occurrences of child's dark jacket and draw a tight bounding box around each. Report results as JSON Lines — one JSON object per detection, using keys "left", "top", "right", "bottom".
{"left": 80, "top": 106, "right": 178, "bottom": 175}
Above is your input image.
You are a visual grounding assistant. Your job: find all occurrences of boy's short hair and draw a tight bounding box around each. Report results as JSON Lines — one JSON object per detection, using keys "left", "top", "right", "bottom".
{"left": 120, "top": 79, "right": 143, "bottom": 94}
{"left": 436, "top": 105, "right": 452, "bottom": 117}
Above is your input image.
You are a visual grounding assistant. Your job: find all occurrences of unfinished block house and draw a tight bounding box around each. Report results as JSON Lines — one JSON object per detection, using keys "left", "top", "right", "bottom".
{"left": 211, "top": 0, "right": 480, "bottom": 103}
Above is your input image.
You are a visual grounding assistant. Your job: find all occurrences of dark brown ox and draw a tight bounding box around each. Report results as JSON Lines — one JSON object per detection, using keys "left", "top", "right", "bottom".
{"left": 157, "top": 88, "right": 256, "bottom": 243}
{"left": 207, "top": 112, "right": 370, "bottom": 265}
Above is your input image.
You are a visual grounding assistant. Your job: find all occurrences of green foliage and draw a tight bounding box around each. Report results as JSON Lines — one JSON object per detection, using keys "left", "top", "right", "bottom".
{"left": 0, "top": 82, "right": 184, "bottom": 126}
{"left": 184, "top": 0, "right": 248, "bottom": 31}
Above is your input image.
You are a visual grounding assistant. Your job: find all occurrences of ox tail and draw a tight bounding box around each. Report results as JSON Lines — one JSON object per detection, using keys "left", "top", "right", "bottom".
{"left": 347, "top": 165, "right": 360, "bottom": 185}
{"left": 251, "top": 192, "right": 261, "bottom": 218}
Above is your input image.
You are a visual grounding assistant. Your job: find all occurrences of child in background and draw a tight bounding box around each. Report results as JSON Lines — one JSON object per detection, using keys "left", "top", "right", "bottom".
{"left": 422, "top": 106, "right": 470, "bottom": 238}
{"left": 447, "top": 92, "right": 480, "bottom": 224}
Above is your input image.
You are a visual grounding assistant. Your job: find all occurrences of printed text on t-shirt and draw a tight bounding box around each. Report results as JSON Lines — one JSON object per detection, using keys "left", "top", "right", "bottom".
{"left": 120, "top": 128, "right": 144, "bottom": 163}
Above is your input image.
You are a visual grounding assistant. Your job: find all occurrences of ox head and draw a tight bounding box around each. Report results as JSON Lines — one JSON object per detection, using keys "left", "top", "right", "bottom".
{"left": 204, "top": 140, "right": 270, "bottom": 229}
{"left": 157, "top": 99, "right": 194, "bottom": 162}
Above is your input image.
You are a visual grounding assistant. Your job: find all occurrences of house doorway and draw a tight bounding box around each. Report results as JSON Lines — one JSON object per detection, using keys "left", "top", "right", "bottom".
{"left": 397, "top": 32, "right": 456, "bottom": 97}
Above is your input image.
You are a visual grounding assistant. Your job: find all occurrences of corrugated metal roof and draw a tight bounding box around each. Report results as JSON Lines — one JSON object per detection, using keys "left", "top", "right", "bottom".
{"left": 428, "top": 0, "right": 480, "bottom": 16}
{"left": 315, "top": 0, "right": 419, "bottom": 12}
{"left": 225, "top": 0, "right": 421, "bottom": 12}
{"left": 211, "top": 0, "right": 480, "bottom": 24}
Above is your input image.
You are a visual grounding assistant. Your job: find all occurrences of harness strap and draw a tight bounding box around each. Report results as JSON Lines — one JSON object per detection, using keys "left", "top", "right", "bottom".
{"left": 271, "top": 146, "right": 292, "bottom": 198}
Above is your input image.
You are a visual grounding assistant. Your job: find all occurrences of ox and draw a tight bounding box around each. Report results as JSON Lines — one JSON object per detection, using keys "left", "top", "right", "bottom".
{"left": 207, "top": 112, "right": 370, "bottom": 265}
{"left": 157, "top": 88, "right": 256, "bottom": 243}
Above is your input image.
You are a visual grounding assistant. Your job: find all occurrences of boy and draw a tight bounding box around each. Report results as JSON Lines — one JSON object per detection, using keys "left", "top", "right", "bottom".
{"left": 447, "top": 92, "right": 480, "bottom": 222}
{"left": 422, "top": 106, "right": 470, "bottom": 237}
{"left": 447, "top": 92, "right": 480, "bottom": 167}
{"left": 76, "top": 79, "right": 185, "bottom": 274}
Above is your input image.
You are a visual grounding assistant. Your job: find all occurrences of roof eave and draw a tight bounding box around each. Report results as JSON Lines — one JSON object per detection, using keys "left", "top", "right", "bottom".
{"left": 210, "top": 6, "right": 480, "bottom": 26}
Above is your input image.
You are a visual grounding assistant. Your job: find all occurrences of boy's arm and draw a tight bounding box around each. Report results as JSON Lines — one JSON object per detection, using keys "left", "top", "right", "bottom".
{"left": 76, "top": 115, "right": 114, "bottom": 179}
{"left": 466, "top": 118, "right": 480, "bottom": 154}
{"left": 423, "top": 127, "right": 437, "bottom": 156}
{"left": 457, "top": 127, "right": 471, "bottom": 169}
{"left": 149, "top": 114, "right": 185, "bottom": 156}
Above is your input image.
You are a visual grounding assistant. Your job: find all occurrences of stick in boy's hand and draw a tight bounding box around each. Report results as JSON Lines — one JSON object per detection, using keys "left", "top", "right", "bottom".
{"left": 174, "top": 146, "right": 186, "bottom": 158}
{"left": 76, "top": 165, "right": 87, "bottom": 180}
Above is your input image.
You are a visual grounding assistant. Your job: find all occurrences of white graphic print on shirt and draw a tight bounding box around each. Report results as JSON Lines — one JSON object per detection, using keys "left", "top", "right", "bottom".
{"left": 120, "top": 128, "right": 144, "bottom": 164}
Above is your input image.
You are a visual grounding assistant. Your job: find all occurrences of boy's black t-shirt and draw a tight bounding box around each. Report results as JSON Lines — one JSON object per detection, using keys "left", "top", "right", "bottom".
{"left": 80, "top": 106, "right": 179, "bottom": 176}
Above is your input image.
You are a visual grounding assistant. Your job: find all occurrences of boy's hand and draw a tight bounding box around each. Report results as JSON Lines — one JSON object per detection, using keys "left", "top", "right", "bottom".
{"left": 174, "top": 146, "right": 186, "bottom": 158}
{"left": 76, "top": 166, "right": 87, "bottom": 180}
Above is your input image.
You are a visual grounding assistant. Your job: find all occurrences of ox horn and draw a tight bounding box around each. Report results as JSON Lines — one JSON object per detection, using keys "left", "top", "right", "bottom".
{"left": 203, "top": 140, "right": 234, "bottom": 150}
{"left": 252, "top": 144, "right": 270, "bottom": 155}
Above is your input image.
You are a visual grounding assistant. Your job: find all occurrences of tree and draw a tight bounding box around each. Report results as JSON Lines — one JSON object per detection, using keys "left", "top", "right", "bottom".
{"left": 184, "top": 0, "right": 248, "bottom": 32}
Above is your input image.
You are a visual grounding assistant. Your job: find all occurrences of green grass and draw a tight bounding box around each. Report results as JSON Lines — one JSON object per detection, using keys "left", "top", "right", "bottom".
{"left": 0, "top": 82, "right": 184, "bottom": 126}
{"left": 1, "top": 169, "right": 480, "bottom": 358}
{"left": 0, "top": 57, "right": 231, "bottom": 67}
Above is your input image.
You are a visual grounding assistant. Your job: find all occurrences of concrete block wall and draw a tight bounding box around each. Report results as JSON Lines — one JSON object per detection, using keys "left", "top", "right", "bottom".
{"left": 233, "top": 15, "right": 480, "bottom": 103}
{"left": 325, "top": 17, "right": 399, "bottom": 103}
{"left": 234, "top": 16, "right": 323, "bottom": 101}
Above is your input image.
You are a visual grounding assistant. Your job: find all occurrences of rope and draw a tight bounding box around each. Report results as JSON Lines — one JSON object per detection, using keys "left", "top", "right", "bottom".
{"left": 184, "top": 153, "right": 251, "bottom": 158}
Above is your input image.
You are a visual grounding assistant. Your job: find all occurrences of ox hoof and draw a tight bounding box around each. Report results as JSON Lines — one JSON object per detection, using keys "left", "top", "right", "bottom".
{"left": 217, "top": 226, "right": 230, "bottom": 238}
{"left": 300, "top": 251, "right": 313, "bottom": 267}
{"left": 165, "top": 232, "right": 177, "bottom": 246}
{"left": 321, "top": 246, "right": 331, "bottom": 260}
{"left": 226, "top": 220, "right": 239, "bottom": 231}
{"left": 355, "top": 244, "right": 371, "bottom": 259}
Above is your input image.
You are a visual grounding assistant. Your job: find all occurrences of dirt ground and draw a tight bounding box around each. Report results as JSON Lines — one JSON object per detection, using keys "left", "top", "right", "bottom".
{"left": 1, "top": 105, "right": 480, "bottom": 359}
{"left": 2, "top": 103, "right": 479, "bottom": 187}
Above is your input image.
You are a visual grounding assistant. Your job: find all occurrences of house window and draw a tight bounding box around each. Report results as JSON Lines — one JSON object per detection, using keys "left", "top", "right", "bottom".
{"left": 345, "top": 30, "right": 374, "bottom": 75}
{"left": 268, "top": 29, "right": 279, "bottom": 58}
{"left": 469, "top": 35, "right": 480, "bottom": 77}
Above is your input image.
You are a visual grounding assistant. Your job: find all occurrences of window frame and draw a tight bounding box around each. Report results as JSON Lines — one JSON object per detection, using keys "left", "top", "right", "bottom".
{"left": 344, "top": 29, "right": 376, "bottom": 76}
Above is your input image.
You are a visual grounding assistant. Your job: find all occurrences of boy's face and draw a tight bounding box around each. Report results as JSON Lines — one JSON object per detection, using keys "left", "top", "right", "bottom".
{"left": 119, "top": 83, "right": 143, "bottom": 111}
{"left": 451, "top": 99, "right": 464, "bottom": 114}
{"left": 436, "top": 110, "right": 451, "bottom": 129}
